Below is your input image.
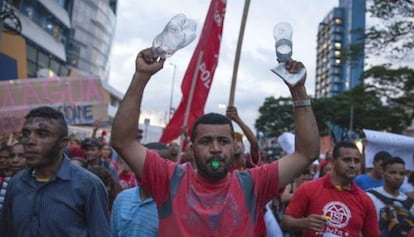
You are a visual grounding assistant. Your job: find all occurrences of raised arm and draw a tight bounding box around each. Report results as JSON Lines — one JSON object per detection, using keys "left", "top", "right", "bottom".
{"left": 226, "top": 105, "right": 260, "bottom": 165}
{"left": 91, "top": 120, "right": 99, "bottom": 139}
{"left": 277, "top": 60, "right": 320, "bottom": 188}
{"left": 110, "top": 48, "right": 165, "bottom": 179}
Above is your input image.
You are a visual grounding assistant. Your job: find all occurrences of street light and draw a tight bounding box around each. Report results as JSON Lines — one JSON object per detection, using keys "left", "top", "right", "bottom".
{"left": 218, "top": 103, "right": 226, "bottom": 110}
{"left": 168, "top": 63, "right": 177, "bottom": 122}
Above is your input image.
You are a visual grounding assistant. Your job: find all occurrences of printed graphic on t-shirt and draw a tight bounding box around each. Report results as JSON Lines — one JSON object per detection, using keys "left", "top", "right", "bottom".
{"left": 322, "top": 201, "right": 351, "bottom": 236}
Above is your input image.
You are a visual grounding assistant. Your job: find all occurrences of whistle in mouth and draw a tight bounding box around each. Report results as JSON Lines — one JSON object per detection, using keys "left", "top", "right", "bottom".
{"left": 211, "top": 160, "right": 219, "bottom": 170}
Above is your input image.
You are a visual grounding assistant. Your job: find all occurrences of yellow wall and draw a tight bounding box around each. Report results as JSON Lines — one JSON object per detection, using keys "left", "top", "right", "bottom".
{"left": 0, "top": 31, "right": 27, "bottom": 79}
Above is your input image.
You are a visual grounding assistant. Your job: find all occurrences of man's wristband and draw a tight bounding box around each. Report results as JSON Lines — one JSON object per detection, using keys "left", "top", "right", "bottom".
{"left": 293, "top": 99, "right": 311, "bottom": 108}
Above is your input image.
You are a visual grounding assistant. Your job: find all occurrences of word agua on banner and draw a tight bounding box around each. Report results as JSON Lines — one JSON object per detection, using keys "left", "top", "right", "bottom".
{"left": 0, "top": 76, "right": 107, "bottom": 135}
{"left": 0, "top": 76, "right": 104, "bottom": 109}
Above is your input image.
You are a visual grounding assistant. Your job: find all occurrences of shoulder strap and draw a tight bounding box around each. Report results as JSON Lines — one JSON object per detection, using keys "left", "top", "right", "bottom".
{"left": 401, "top": 197, "right": 414, "bottom": 210}
{"left": 368, "top": 189, "right": 414, "bottom": 209}
{"left": 236, "top": 170, "right": 257, "bottom": 223}
{"left": 367, "top": 189, "right": 395, "bottom": 206}
{"left": 158, "top": 165, "right": 185, "bottom": 219}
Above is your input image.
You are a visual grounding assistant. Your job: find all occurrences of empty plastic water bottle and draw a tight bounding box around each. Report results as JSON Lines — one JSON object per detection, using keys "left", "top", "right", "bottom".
{"left": 270, "top": 22, "right": 305, "bottom": 86}
{"left": 273, "top": 22, "right": 293, "bottom": 62}
{"left": 152, "top": 14, "right": 197, "bottom": 58}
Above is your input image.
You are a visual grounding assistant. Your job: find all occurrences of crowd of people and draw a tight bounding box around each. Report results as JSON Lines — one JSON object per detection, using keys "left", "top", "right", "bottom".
{"left": 0, "top": 47, "right": 414, "bottom": 237}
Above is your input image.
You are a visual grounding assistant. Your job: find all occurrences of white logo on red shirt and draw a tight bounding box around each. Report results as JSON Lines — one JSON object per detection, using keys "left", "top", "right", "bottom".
{"left": 323, "top": 201, "right": 351, "bottom": 228}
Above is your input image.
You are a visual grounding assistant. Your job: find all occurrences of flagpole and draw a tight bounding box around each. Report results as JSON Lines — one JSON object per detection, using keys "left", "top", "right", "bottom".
{"left": 177, "top": 50, "right": 205, "bottom": 163}
{"left": 228, "top": 0, "right": 251, "bottom": 106}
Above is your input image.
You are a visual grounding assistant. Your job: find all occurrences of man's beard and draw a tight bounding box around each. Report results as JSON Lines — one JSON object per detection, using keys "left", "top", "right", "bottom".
{"left": 195, "top": 156, "right": 229, "bottom": 181}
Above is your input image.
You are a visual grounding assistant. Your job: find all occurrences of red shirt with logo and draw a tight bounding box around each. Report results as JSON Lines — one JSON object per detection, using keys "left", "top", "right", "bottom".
{"left": 141, "top": 150, "right": 280, "bottom": 237}
{"left": 285, "top": 174, "right": 380, "bottom": 237}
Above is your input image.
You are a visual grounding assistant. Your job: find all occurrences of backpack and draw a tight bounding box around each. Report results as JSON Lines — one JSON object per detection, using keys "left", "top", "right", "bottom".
{"left": 368, "top": 189, "right": 414, "bottom": 237}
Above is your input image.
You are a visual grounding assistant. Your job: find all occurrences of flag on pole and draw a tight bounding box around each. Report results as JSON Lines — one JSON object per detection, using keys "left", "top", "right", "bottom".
{"left": 160, "top": 0, "right": 226, "bottom": 144}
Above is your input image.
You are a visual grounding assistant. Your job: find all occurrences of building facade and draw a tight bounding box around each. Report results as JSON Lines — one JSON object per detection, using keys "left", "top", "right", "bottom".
{"left": 0, "top": 0, "right": 120, "bottom": 137}
{"left": 0, "top": 0, "right": 117, "bottom": 80}
{"left": 315, "top": 0, "right": 366, "bottom": 98}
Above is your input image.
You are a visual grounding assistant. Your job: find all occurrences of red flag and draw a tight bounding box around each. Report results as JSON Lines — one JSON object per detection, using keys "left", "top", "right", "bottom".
{"left": 160, "top": 0, "right": 226, "bottom": 144}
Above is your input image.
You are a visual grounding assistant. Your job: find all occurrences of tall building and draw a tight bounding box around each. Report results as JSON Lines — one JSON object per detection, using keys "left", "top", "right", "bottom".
{"left": 0, "top": 0, "right": 117, "bottom": 80}
{"left": 0, "top": 0, "right": 119, "bottom": 137}
{"left": 315, "top": 0, "right": 366, "bottom": 98}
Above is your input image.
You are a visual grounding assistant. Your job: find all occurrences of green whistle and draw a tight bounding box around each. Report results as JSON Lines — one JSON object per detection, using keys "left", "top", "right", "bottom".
{"left": 212, "top": 160, "right": 219, "bottom": 170}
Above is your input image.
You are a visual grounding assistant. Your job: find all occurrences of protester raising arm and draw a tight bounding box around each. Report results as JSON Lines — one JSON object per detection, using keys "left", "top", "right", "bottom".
{"left": 226, "top": 105, "right": 260, "bottom": 165}
{"left": 277, "top": 60, "right": 320, "bottom": 188}
{"left": 111, "top": 49, "right": 165, "bottom": 178}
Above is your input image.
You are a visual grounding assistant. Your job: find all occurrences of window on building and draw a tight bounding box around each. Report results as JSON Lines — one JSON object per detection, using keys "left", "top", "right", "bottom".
{"left": 59, "top": 66, "right": 69, "bottom": 76}
{"left": 56, "top": 0, "right": 66, "bottom": 7}
{"left": 333, "top": 35, "right": 342, "bottom": 41}
{"left": 334, "top": 50, "right": 341, "bottom": 57}
{"left": 27, "top": 61, "right": 37, "bottom": 78}
{"left": 334, "top": 42, "right": 341, "bottom": 49}
{"left": 50, "top": 58, "right": 60, "bottom": 75}
{"left": 37, "top": 51, "right": 49, "bottom": 69}
{"left": 26, "top": 44, "right": 37, "bottom": 62}
{"left": 335, "top": 18, "right": 342, "bottom": 25}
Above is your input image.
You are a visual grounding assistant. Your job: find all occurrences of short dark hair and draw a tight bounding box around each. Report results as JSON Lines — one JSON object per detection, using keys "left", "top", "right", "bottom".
{"left": 332, "top": 141, "right": 359, "bottom": 159}
{"left": 145, "top": 142, "right": 168, "bottom": 150}
{"left": 144, "top": 142, "right": 172, "bottom": 160}
{"left": 191, "top": 113, "right": 234, "bottom": 142}
{"left": 381, "top": 156, "right": 405, "bottom": 169}
{"left": 81, "top": 139, "right": 102, "bottom": 149}
{"left": 25, "top": 106, "right": 68, "bottom": 137}
{"left": 0, "top": 144, "right": 10, "bottom": 153}
{"left": 373, "top": 151, "right": 392, "bottom": 163}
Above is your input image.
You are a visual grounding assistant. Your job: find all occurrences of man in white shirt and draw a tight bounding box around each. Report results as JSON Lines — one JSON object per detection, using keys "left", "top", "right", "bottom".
{"left": 367, "top": 156, "right": 414, "bottom": 237}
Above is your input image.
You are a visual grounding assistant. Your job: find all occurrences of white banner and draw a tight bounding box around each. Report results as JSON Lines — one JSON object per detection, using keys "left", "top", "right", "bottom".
{"left": 278, "top": 132, "right": 295, "bottom": 155}
{"left": 363, "top": 129, "right": 414, "bottom": 170}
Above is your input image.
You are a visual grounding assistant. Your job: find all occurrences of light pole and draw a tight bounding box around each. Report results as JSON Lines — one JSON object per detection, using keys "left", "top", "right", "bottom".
{"left": 168, "top": 63, "right": 177, "bottom": 122}
{"left": 144, "top": 118, "right": 150, "bottom": 143}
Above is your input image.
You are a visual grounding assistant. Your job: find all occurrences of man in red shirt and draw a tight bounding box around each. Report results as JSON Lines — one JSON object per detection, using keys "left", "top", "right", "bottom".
{"left": 111, "top": 48, "right": 320, "bottom": 236}
{"left": 282, "top": 141, "right": 380, "bottom": 237}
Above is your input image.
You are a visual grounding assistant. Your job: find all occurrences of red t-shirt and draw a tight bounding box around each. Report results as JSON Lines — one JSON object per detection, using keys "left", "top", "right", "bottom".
{"left": 285, "top": 174, "right": 380, "bottom": 237}
{"left": 141, "top": 150, "right": 280, "bottom": 237}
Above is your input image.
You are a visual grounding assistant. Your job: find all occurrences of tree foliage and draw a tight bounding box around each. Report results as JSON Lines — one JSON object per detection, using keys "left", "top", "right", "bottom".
{"left": 326, "top": 86, "right": 409, "bottom": 134}
{"left": 365, "top": 0, "right": 414, "bottom": 59}
{"left": 363, "top": 65, "right": 414, "bottom": 123}
{"left": 255, "top": 85, "right": 410, "bottom": 140}
{"left": 254, "top": 97, "right": 293, "bottom": 138}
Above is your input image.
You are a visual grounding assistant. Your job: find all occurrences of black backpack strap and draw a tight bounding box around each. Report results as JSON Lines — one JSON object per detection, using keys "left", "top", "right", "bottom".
{"left": 367, "top": 189, "right": 395, "bottom": 205}
{"left": 368, "top": 189, "right": 414, "bottom": 209}
{"left": 401, "top": 197, "right": 414, "bottom": 210}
